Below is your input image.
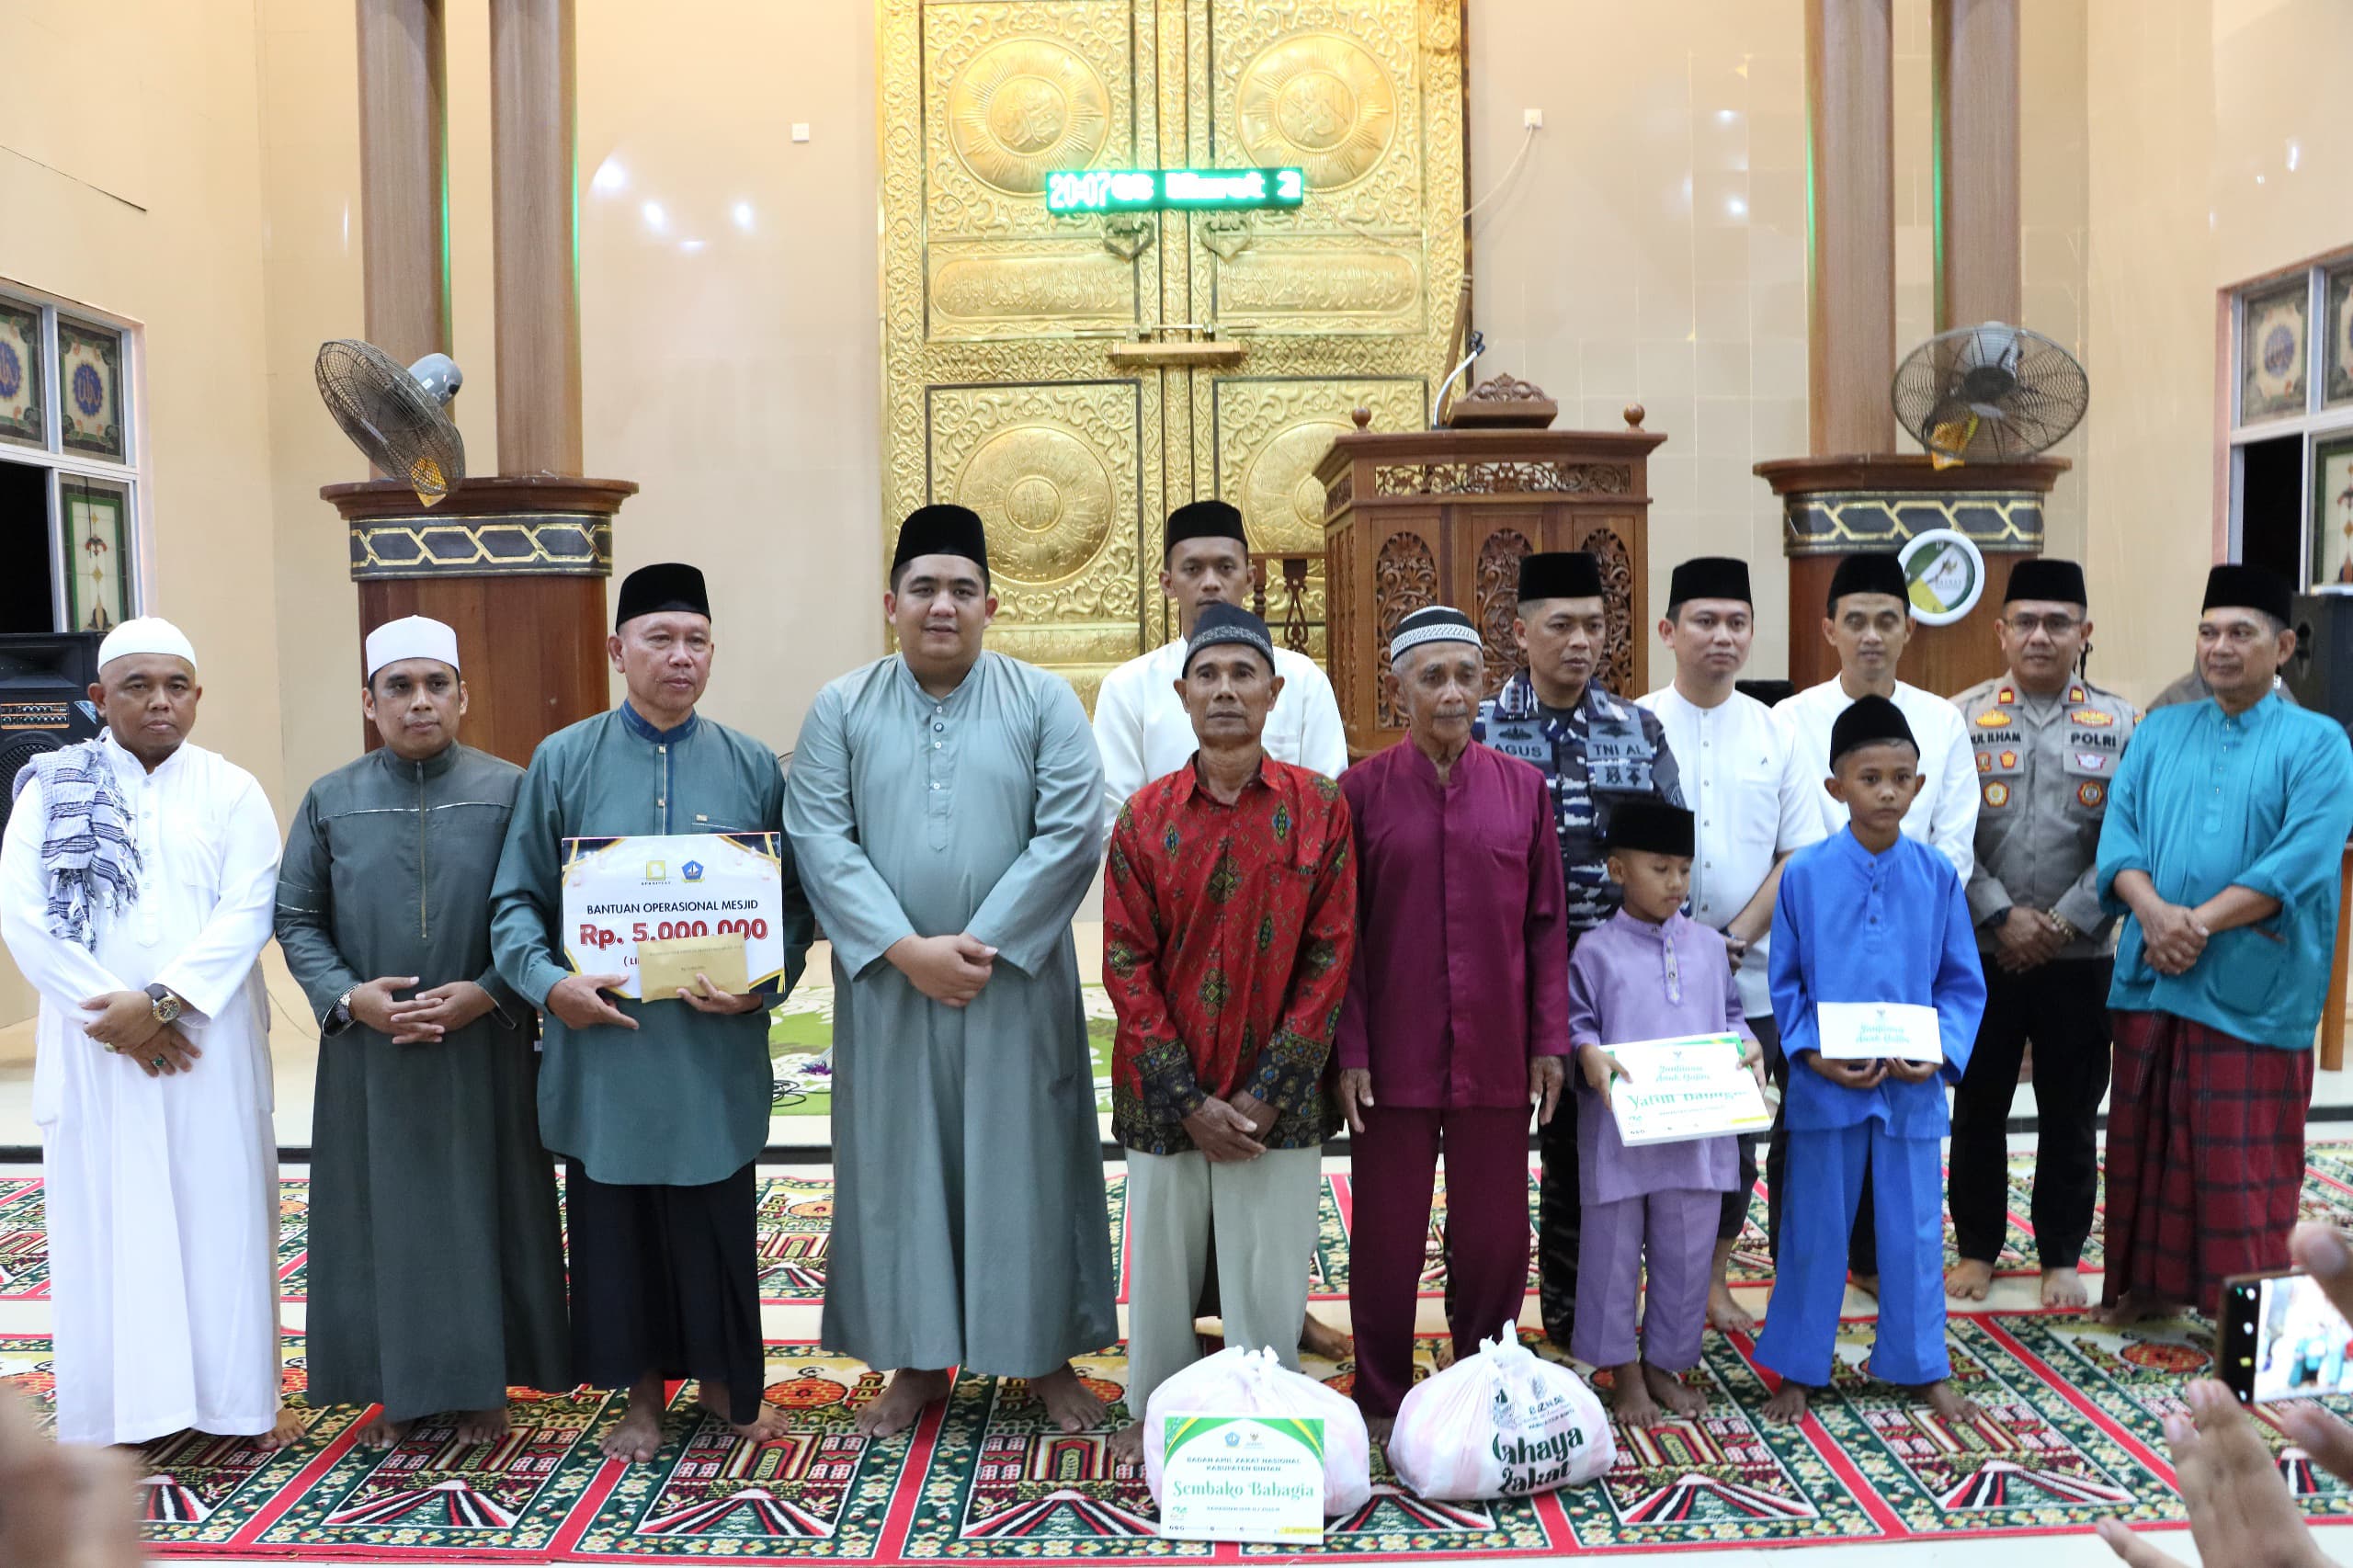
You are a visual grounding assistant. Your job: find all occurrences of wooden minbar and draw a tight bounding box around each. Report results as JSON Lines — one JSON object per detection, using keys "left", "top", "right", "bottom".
{"left": 1317, "top": 400, "right": 1666, "bottom": 760}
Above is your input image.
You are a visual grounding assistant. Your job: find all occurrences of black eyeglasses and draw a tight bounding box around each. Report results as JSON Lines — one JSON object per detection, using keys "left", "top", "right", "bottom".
{"left": 2002, "top": 614, "right": 2083, "bottom": 636}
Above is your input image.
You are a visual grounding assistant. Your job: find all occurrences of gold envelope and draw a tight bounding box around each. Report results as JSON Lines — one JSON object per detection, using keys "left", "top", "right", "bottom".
{"left": 637, "top": 934, "right": 751, "bottom": 1000}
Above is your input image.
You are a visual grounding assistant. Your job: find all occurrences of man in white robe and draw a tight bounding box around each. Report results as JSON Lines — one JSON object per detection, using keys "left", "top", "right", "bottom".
{"left": 0, "top": 619, "right": 288, "bottom": 1448}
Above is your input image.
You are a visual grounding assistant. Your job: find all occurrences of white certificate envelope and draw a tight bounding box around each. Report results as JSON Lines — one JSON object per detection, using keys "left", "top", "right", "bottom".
{"left": 1606, "top": 1032, "right": 1772, "bottom": 1147}
{"left": 1815, "top": 1000, "right": 1943, "bottom": 1062}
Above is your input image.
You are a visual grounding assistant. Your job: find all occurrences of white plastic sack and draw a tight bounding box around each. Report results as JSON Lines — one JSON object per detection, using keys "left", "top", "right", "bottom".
{"left": 1142, "top": 1346, "right": 1371, "bottom": 1517}
{"left": 1387, "top": 1325, "right": 1616, "bottom": 1500}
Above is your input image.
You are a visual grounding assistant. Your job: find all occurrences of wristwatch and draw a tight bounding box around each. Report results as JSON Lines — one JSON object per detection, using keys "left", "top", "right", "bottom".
{"left": 2047, "top": 913, "right": 2079, "bottom": 942}
{"left": 1984, "top": 907, "right": 2013, "bottom": 931}
{"left": 328, "top": 985, "right": 357, "bottom": 1034}
{"left": 145, "top": 983, "right": 183, "bottom": 1025}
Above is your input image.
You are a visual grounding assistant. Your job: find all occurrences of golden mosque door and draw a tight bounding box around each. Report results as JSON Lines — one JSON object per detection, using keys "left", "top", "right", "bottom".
{"left": 879, "top": 0, "right": 1467, "bottom": 705}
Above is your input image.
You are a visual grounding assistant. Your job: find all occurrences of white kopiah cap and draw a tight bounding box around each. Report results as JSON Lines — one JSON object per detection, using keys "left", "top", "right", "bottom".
{"left": 97, "top": 617, "right": 197, "bottom": 674}
{"left": 364, "top": 615, "right": 461, "bottom": 680}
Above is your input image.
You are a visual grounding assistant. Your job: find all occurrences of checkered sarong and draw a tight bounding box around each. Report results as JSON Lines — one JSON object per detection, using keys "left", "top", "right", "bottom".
{"left": 2101, "top": 1008, "right": 2312, "bottom": 1315}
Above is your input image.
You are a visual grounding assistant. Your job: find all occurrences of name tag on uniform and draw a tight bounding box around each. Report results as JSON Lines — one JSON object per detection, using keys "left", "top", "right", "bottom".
{"left": 1816, "top": 1001, "right": 1942, "bottom": 1062}
{"left": 562, "top": 832, "right": 788, "bottom": 1000}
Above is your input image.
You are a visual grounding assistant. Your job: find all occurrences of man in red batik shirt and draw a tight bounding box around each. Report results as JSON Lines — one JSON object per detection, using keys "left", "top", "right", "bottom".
{"left": 1103, "top": 603, "right": 1356, "bottom": 1461}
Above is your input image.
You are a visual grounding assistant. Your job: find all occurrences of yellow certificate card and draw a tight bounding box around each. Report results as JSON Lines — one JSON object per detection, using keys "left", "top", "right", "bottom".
{"left": 637, "top": 934, "right": 750, "bottom": 1000}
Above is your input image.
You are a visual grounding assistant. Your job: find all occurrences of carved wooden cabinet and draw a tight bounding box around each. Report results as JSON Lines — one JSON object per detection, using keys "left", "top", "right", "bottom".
{"left": 1316, "top": 416, "right": 1666, "bottom": 759}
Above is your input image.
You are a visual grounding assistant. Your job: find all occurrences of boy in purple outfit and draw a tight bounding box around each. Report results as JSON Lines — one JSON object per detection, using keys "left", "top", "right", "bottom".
{"left": 1568, "top": 801, "right": 1759, "bottom": 1427}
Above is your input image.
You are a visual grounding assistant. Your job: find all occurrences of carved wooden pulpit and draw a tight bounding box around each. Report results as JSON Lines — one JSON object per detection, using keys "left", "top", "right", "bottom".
{"left": 1317, "top": 396, "right": 1666, "bottom": 759}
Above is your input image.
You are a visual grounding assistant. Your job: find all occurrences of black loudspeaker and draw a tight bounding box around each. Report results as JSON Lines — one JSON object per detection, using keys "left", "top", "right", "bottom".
{"left": 2286, "top": 594, "right": 2353, "bottom": 733}
{"left": 0, "top": 633, "right": 104, "bottom": 838}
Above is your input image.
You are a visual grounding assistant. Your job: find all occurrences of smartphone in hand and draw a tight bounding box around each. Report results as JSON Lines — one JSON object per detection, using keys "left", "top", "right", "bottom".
{"left": 2222, "top": 1268, "right": 2353, "bottom": 1404}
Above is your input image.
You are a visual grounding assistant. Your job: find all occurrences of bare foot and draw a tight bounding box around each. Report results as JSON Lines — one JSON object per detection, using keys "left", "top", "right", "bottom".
{"left": 2097, "top": 1288, "right": 2181, "bottom": 1328}
{"left": 698, "top": 1381, "right": 787, "bottom": 1444}
{"left": 254, "top": 1408, "right": 303, "bottom": 1452}
{"left": 1760, "top": 1381, "right": 1813, "bottom": 1426}
{"left": 1301, "top": 1311, "right": 1353, "bottom": 1361}
{"left": 600, "top": 1375, "right": 668, "bottom": 1463}
{"left": 854, "top": 1368, "right": 951, "bottom": 1438}
{"left": 1363, "top": 1413, "right": 1395, "bottom": 1446}
{"left": 353, "top": 1414, "right": 413, "bottom": 1449}
{"left": 1945, "top": 1258, "right": 1995, "bottom": 1301}
{"left": 1643, "top": 1361, "right": 1707, "bottom": 1418}
{"left": 1608, "top": 1362, "right": 1664, "bottom": 1429}
{"left": 1031, "top": 1365, "right": 1107, "bottom": 1433}
{"left": 2040, "top": 1267, "right": 2089, "bottom": 1310}
{"left": 1108, "top": 1421, "right": 1146, "bottom": 1464}
{"left": 454, "top": 1405, "right": 510, "bottom": 1446}
{"left": 1916, "top": 1380, "right": 1984, "bottom": 1423}
{"left": 1849, "top": 1273, "right": 1880, "bottom": 1299}
{"left": 1708, "top": 1281, "right": 1758, "bottom": 1337}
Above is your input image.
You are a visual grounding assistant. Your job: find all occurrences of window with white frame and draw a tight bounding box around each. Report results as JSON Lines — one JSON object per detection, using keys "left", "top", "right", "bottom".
{"left": 2226, "top": 256, "right": 2353, "bottom": 591}
{"left": 0, "top": 282, "right": 140, "bottom": 634}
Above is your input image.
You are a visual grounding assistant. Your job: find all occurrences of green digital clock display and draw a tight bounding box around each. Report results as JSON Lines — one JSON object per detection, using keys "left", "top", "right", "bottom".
{"left": 1045, "top": 167, "right": 1306, "bottom": 214}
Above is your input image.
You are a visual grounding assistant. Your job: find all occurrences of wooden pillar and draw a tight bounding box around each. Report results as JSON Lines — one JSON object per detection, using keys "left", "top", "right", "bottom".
{"left": 1932, "top": 0, "right": 2022, "bottom": 331}
{"left": 335, "top": 0, "right": 621, "bottom": 767}
{"left": 1804, "top": 0, "right": 1896, "bottom": 457}
{"left": 355, "top": 0, "right": 449, "bottom": 365}
{"left": 490, "top": 0, "right": 584, "bottom": 477}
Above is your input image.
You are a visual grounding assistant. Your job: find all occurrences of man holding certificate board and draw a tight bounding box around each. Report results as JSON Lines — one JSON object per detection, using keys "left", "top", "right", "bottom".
{"left": 1751, "top": 695, "right": 1985, "bottom": 1427}
{"left": 1566, "top": 801, "right": 1767, "bottom": 1429}
{"left": 491, "top": 562, "right": 813, "bottom": 1464}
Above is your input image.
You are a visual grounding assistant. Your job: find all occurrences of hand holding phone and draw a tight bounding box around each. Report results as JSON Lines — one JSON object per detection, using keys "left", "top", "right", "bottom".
{"left": 2222, "top": 1267, "right": 2353, "bottom": 1404}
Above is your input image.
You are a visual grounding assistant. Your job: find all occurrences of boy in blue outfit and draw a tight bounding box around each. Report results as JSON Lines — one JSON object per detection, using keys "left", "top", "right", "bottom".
{"left": 1755, "top": 694, "right": 1987, "bottom": 1425}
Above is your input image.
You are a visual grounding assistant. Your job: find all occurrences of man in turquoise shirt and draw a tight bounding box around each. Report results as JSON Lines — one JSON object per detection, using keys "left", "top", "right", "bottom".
{"left": 2097, "top": 563, "right": 2353, "bottom": 1323}
{"left": 491, "top": 562, "right": 813, "bottom": 1462}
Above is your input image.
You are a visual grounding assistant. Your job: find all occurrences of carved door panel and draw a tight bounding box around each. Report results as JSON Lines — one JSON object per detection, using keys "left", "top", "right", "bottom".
{"left": 880, "top": 0, "right": 1465, "bottom": 704}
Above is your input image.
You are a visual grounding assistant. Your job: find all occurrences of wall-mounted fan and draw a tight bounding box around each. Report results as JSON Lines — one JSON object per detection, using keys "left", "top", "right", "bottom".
{"left": 1892, "top": 322, "right": 2088, "bottom": 469}
{"left": 315, "top": 340, "right": 466, "bottom": 505}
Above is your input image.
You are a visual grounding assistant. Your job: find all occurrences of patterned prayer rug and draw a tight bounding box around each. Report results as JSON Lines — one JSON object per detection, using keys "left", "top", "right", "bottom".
{"left": 15, "top": 1317, "right": 2330, "bottom": 1560}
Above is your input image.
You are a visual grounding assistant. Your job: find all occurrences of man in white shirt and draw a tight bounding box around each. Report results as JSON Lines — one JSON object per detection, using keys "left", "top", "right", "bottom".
{"left": 1091, "top": 496, "right": 1351, "bottom": 1360}
{"left": 0, "top": 619, "right": 290, "bottom": 1449}
{"left": 1772, "top": 551, "right": 1979, "bottom": 1292}
{"left": 1093, "top": 498, "right": 1348, "bottom": 835}
{"left": 1779, "top": 552, "right": 1978, "bottom": 881}
{"left": 1638, "top": 558, "right": 1825, "bottom": 1335}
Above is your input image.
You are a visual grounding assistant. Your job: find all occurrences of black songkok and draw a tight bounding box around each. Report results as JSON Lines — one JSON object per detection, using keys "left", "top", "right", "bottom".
{"left": 1518, "top": 551, "right": 1605, "bottom": 603}
{"left": 2201, "top": 562, "right": 2294, "bottom": 628}
{"left": 1829, "top": 693, "right": 1919, "bottom": 766}
{"left": 1165, "top": 499, "right": 1249, "bottom": 558}
{"left": 1608, "top": 801, "right": 1697, "bottom": 858}
{"left": 1184, "top": 602, "right": 1277, "bottom": 675}
{"left": 1668, "top": 556, "right": 1752, "bottom": 607}
{"left": 615, "top": 562, "right": 710, "bottom": 630}
{"left": 1825, "top": 551, "right": 1910, "bottom": 613}
{"left": 2004, "top": 557, "right": 2088, "bottom": 607}
{"left": 892, "top": 504, "right": 991, "bottom": 578}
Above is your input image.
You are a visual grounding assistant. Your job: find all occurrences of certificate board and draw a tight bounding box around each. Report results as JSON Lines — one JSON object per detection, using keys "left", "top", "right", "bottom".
{"left": 1603, "top": 1033, "right": 1772, "bottom": 1146}
{"left": 1815, "top": 1000, "right": 1943, "bottom": 1062}
{"left": 1158, "top": 1415, "right": 1325, "bottom": 1544}
{"left": 560, "top": 833, "right": 788, "bottom": 1000}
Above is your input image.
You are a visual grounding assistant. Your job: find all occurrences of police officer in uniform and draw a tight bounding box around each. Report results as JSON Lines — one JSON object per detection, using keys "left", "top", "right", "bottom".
{"left": 1474, "top": 550, "right": 1683, "bottom": 1346}
{"left": 1946, "top": 557, "right": 2138, "bottom": 1310}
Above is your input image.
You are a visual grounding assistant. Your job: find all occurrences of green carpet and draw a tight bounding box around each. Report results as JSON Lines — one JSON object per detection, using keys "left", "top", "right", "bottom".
{"left": 770, "top": 983, "right": 1116, "bottom": 1119}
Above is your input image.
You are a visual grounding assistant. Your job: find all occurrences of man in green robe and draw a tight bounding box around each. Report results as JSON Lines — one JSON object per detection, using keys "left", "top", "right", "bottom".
{"left": 786, "top": 504, "right": 1116, "bottom": 1439}
{"left": 491, "top": 564, "right": 813, "bottom": 1463}
{"left": 277, "top": 616, "right": 568, "bottom": 1448}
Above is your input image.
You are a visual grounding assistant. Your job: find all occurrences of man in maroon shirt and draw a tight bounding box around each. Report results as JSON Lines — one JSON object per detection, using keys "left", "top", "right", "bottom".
{"left": 1103, "top": 604, "right": 1357, "bottom": 1460}
{"left": 1337, "top": 605, "right": 1571, "bottom": 1435}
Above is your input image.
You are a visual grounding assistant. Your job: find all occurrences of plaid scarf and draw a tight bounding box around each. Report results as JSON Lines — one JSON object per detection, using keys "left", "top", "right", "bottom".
{"left": 12, "top": 740, "right": 141, "bottom": 950}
